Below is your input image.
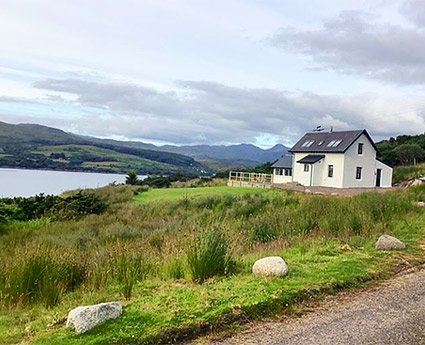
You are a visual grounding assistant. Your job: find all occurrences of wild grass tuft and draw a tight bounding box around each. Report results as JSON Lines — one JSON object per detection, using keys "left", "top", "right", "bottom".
{"left": 187, "top": 229, "right": 231, "bottom": 284}
{"left": 113, "top": 254, "right": 150, "bottom": 299}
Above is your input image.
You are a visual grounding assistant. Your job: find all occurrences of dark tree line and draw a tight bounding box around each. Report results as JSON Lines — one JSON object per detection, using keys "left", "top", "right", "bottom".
{"left": 376, "top": 133, "right": 425, "bottom": 166}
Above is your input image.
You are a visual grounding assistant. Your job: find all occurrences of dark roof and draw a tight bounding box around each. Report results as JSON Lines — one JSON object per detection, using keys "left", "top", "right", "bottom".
{"left": 289, "top": 129, "right": 379, "bottom": 154}
{"left": 376, "top": 158, "right": 393, "bottom": 168}
{"left": 297, "top": 154, "right": 325, "bottom": 164}
{"left": 271, "top": 154, "right": 293, "bottom": 169}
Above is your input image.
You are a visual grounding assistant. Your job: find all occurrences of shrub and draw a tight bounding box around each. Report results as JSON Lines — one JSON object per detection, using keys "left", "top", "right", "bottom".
{"left": 125, "top": 170, "right": 139, "bottom": 185}
{"left": 48, "top": 191, "right": 107, "bottom": 220}
{"left": 0, "top": 191, "right": 107, "bottom": 223}
{"left": 187, "top": 230, "right": 230, "bottom": 284}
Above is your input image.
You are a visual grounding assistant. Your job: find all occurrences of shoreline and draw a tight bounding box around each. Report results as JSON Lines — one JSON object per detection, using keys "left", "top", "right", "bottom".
{"left": 0, "top": 166, "right": 148, "bottom": 176}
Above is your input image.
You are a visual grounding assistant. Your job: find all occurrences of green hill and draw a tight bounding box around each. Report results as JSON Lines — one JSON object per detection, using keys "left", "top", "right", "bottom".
{"left": 0, "top": 121, "right": 207, "bottom": 175}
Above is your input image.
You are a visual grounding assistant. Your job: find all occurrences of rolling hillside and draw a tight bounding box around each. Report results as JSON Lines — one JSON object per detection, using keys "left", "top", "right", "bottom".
{"left": 0, "top": 122, "right": 206, "bottom": 175}
{"left": 0, "top": 121, "right": 289, "bottom": 174}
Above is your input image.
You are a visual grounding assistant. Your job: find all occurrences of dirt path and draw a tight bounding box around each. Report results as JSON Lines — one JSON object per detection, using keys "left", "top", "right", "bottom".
{"left": 197, "top": 267, "right": 425, "bottom": 345}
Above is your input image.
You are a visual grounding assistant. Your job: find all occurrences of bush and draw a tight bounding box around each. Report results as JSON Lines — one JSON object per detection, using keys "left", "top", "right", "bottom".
{"left": 0, "top": 191, "right": 107, "bottom": 223}
{"left": 187, "top": 230, "right": 230, "bottom": 284}
{"left": 52, "top": 191, "right": 107, "bottom": 219}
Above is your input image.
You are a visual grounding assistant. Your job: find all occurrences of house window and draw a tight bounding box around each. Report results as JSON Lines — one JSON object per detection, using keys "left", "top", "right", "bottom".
{"left": 304, "top": 164, "right": 309, "bottom": 172}
{"left": 358, "top": 143, "right": 364, "bottom": 155}
{"left": 328, "top": 165, "right": 334, "bottom": 178}
{"left": 356, "top": 167, "right": 362, "bottom": 180}
{"left": 284, "top": 169, "right": 292, "bottom": 176}
{"left": 275, "top": 168, "right": 283, "bottom": 176}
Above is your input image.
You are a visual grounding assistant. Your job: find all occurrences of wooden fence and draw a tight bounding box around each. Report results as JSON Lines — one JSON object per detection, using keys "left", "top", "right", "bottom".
{"left": 227, "top": 171, "right": 273, "bottom": 188}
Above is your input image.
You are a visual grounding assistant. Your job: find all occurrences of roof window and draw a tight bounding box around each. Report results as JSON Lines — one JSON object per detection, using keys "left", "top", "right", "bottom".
{"left": 333, "top": 139, "right": 342, "bottom": 147}
{"left": 318, "top": 141, "right": 324, "bottom": 146}
{"left": 327, "top": 139, "right": 342, "bottom": 148}
{"left": 301, "top": 140, "right": 315, "bottom": 148}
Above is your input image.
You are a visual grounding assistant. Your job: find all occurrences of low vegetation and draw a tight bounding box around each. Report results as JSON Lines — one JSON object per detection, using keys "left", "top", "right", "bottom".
{"left": 1, "top": 184, "right": 425, "bottom": 344}
{"left": 0, "top": 191, "right": 107, "bottom": 228}
{"left": 393, "top": 163, "right": 425, "bottom": 183}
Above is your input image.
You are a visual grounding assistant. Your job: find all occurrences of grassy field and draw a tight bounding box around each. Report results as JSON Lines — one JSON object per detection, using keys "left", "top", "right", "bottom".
{"left": 1, "top": 184, "right": 425, "bottom": 344}
{"left": 134, "top": 186, "right": 275, "bottom": 204}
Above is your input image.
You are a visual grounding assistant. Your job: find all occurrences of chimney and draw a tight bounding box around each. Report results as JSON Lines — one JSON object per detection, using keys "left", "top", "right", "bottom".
{"left": 330, "top": 126, "right": 333, "bottom": 133}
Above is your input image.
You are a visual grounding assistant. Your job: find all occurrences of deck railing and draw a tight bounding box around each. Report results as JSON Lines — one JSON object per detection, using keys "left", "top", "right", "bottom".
{"left": 228, "top": 171, "right": 273, "bottom": 187}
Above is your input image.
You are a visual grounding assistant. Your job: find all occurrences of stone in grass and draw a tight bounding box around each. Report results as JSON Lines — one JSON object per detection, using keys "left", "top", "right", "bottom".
{"left": 252, "top": 256, "right": 288, "bottom": 277}
{"left": 66, "top": 302, "right": 122, "bottom": 334}
{"left": 375, "top": 234, "right": 406, "bottom": 251}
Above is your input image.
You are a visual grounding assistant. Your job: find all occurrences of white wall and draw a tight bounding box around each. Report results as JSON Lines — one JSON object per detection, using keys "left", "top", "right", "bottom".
{"left": 273, "top": 168, "right": 293, "bottom": 184}
{"left": 292, "top": 153, "right": 313, "bottom": 186}
{"left": 319, "top": 154, "right": 345, "bottom": 188}
{"left": 375, "top": 160, "right": 393, "bottom": 188}
{"left": 292, "top": 153, "right": 344, "bottom": 187}
{"left": 343, "top": 133, "right": 377, "bottom": 188}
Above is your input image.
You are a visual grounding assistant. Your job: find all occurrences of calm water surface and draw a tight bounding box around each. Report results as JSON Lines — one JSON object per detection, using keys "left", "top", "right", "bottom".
{"left": 0, "top": 168, "right": 146, "bottom": 197}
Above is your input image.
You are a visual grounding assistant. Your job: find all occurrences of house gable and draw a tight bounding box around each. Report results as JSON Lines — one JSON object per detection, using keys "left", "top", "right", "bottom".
{"left": 342, "top": 133, "right": 377, "bottom": 187}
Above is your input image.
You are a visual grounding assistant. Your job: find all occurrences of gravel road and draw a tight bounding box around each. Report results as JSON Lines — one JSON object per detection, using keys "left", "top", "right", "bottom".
{"left": 201, "top": 268, "right": 425, "bottom": 345}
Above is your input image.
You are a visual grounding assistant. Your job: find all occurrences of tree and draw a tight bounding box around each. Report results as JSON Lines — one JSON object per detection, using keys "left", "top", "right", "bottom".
{"left": 125, "top": 170, "right": 139, "bottom": 185}
{"left": 394, "top": 144, "right": 424, "bottom": 165}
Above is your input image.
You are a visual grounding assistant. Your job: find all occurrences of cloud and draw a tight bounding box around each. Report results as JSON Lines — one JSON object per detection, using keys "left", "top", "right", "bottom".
{"left": 269, "top": 9, "right": 425, "bottom": 85}
{"left": 31, "top": 77, "right": 425, "bottom": 145}
{"left": 400, "top": 0, "right": 425, "bottom": 27}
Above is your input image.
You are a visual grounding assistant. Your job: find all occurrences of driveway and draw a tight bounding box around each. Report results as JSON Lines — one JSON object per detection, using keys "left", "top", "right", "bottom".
{"left": 201, "top": 267, "right": 425, "bottom": 345}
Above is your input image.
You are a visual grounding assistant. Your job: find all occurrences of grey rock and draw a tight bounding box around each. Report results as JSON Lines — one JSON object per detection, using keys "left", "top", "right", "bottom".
{"left": 375, "top": 234, "right": 406, "bottom": 251}
{"left": 66, "top": 301, "right": 122, "bottom": 334}
{"left": 253, "top": 256, "right": 288, "bottom": 277}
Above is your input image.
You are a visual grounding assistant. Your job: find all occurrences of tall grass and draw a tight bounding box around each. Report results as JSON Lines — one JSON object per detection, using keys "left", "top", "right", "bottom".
{"left": 393, "top": 164, "right": 425, "bottom": 183}
{"left": 0, "top": 185, "right": 419, "bottom": 309}
{"left": 0, "top": 249, "right": 86, "bottom": 308}
{"left": 187, "top": 230, "right": 231, "bottom": 284}
{"left": 113, "top": 254, "right": 150, "bottom": 299}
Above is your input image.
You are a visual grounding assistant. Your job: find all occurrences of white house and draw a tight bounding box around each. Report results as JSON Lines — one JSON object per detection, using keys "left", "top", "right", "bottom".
{"left": 272, "top": 129, "right": 393, "bottom": 188}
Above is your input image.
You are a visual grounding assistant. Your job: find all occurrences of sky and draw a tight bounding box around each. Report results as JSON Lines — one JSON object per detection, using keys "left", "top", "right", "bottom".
{"left": 1, "top": 0, "right": 425, "bottom": 148}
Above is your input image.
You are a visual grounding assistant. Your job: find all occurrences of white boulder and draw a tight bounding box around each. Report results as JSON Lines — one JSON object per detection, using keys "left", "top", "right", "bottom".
{"left": 415, "top": 201, "right": 425, "bottom": 207}
{"left": 66, "top": 302, "right": 122, "bottom": 334}
{"left": 252, "top": 256, "right": 288, "bottom": 277}
{"left": 375, "top": 234, "right": 406, "bottom": 251}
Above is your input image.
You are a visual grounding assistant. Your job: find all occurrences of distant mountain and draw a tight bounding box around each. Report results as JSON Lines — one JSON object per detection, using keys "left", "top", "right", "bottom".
{"left": 0, "top": 121, "right": 289, "bottom": 174}
{"left": 160, "top": 143, "right": 288, "bottom": 166}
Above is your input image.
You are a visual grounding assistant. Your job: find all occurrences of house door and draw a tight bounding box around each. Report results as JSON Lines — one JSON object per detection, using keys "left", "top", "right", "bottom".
{"left": 376, "top": 169, "right": 382, "bottom": 187}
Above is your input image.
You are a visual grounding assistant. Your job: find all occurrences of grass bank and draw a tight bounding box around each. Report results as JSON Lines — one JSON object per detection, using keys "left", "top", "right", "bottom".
{"left": 1, "top": 184, "right": 425, "bottom": 344}
{"left": 393, "top": 163, "right": 425, "bottom": 183}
